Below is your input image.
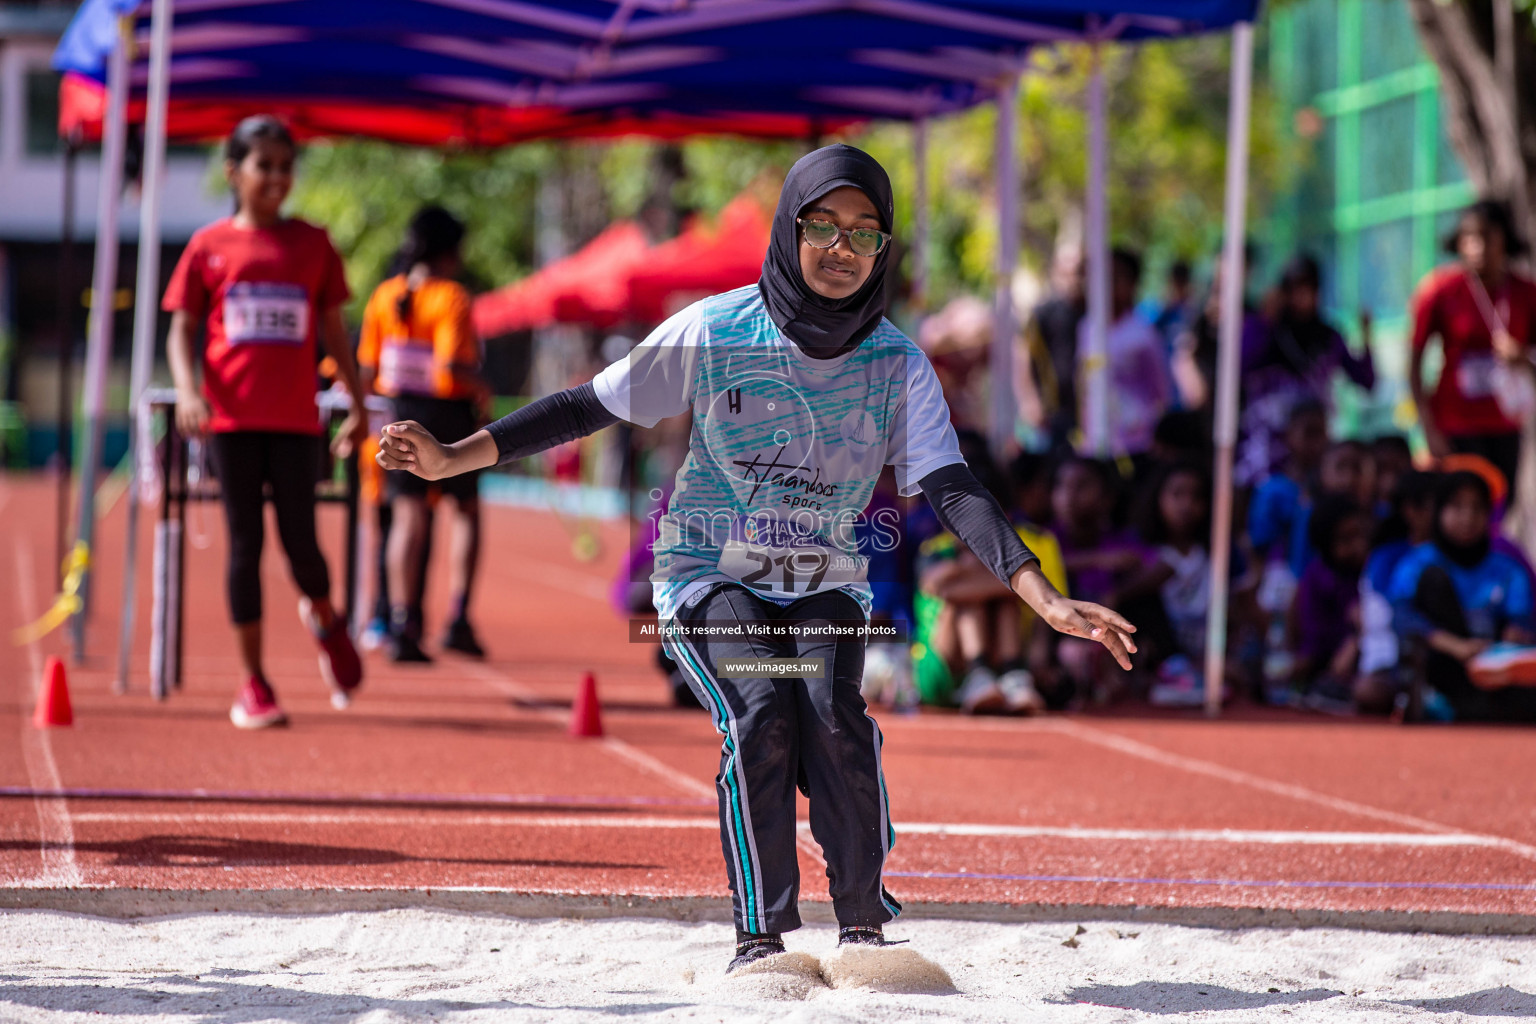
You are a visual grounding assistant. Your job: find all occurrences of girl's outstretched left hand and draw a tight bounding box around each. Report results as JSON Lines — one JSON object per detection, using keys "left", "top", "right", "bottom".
{"left": 1037, "top": 596, "right": 1139, "bottom": 670}
{"left": 1010, "top": 563, "right": 1138, "bottom": 670}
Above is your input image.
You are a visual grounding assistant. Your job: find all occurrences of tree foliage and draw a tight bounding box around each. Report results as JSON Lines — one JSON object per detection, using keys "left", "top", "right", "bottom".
{"left": 1405, "top": 0, "right": 1536, "bottom": 246}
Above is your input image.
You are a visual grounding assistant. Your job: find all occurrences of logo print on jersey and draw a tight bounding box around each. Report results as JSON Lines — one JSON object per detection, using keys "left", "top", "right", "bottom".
{"left": 840, "top": 408, "right": 878, "bottom": 449}
{"left": 698, "top": 375, "right": 817, "bottom": 511}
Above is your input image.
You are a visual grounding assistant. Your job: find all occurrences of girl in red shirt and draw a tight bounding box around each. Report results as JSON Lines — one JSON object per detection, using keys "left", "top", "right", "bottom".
{"left": 1410, "top": 199, "right": 1536, "bottom": 487}
{"left": 164, "top": 115, "right": 368, "bottom": 729}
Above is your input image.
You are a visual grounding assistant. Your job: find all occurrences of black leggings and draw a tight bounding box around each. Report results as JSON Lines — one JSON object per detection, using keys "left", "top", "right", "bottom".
{"left": 1414, "top": 566, "right": 1536, "bottom": 722}
{"left": 210, "top": 431, "right": 332, "bottom": 625}
{"left": 666, "top": 584, "right": 898, "bottom": 934}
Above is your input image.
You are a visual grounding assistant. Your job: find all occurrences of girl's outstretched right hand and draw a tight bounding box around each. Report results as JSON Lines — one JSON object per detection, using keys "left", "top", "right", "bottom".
{"left": 377, "top": 420, "right": 453, "bottom": 479}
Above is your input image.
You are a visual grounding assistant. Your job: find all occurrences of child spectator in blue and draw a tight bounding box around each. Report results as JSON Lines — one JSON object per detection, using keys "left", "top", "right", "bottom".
{"left": 1292, "top": 495, "right": 1374, "bottom": 713}
{"left": 1389, "top": 471, "right": 1536, "bottom": 721}
{"left": 1369, "top": 434, "right": 1414, "bottom": 514}
{"left": 1355, "top": 471, "right": 1438, "bottom": 714}
{"left": 1248, "top": 400, "right": 1329, "bottom": 581}
{"left": 1247, "top": 399, "right": 1328, "bottom": 700}
{"left": 1137, "top": 462, "right": 1215, "bottom": 707}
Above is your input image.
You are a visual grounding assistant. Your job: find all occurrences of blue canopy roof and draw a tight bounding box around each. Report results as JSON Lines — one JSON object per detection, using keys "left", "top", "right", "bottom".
{"left": 57, "top": 0, "right": 1260, "bottom": 139}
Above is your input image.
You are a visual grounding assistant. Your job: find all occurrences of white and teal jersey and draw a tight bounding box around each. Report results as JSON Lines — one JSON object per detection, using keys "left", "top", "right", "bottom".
{"left": 594, "top": 286, "right": 964, "bottom": 620}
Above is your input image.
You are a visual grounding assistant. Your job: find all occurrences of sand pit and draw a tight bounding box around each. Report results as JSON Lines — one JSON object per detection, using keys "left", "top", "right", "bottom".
{"left": 822, "top": 943, "right": 957, "bottom": 993}
{"left": 2, "top": 909, "right": 1535, "bottom": 1022}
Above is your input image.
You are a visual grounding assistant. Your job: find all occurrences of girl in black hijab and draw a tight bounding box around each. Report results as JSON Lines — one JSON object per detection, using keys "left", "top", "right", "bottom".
{"left": 376, "top": 144, "right": 1138, "bottom": 968}
{"left": 1392, "top": 470, "right": 1536, "bottom": 720}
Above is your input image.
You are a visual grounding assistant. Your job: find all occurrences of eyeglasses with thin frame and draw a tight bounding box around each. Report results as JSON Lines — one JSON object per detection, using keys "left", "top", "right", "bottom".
{"left": 797, "top": 217, "right": 891, "bottom": 257}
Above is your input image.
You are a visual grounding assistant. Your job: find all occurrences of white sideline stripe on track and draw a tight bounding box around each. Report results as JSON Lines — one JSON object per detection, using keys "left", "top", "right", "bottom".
{"left": 56, "top": 810, "right": 1518, "bottom": 850}
{"left": 508, "top": 557, "right": 610, "bottom": 602}
{"left": 14, "top": 539, "right": 84, "bottom": 888}
{"left": 1048, "top": 718, "right": 1536, "bottom": 863}
{"left": 462, "top": 661, "right": 830, "bottom": 869}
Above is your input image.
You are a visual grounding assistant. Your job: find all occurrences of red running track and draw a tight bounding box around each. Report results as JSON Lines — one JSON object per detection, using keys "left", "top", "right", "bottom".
{"left": 3, "top": 472, "right": 1535, "bottom": 928}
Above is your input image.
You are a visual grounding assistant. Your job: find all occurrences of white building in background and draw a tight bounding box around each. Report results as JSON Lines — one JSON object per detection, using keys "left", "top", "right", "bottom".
{"left": 0, "top": 4, "right": 226, "bottom": 241}
{"left": 0, "top": 3, "right": 226, "bottom": 465}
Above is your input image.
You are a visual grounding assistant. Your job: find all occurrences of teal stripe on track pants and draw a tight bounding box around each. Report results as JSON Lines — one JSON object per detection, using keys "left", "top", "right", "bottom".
{"left": 667, "top": 583, "right": 901, "bottom": 934}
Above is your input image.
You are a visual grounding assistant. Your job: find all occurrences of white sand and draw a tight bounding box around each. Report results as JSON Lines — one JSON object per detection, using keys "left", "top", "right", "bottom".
{"left": 1, "top": 909, "right": 1534, "bottom": 1022}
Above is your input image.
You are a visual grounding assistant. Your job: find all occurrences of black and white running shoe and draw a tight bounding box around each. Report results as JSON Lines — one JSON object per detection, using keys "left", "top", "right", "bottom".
{"left": 838, "top": 925, "right": 907, "bottom": 947}
{"left": 727, "top": 933, "right": 785, "bottom": 973}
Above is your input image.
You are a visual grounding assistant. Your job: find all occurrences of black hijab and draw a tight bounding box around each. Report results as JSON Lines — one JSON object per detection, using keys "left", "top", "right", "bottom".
{"left": 1432, "top": 471, "right": 1493, "bottom": 568}
{"left": 759, "top": 144, "right": 894, "bottom": 359}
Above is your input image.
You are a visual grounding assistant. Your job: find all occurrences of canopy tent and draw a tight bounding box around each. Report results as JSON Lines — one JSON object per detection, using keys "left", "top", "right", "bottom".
{"left": 473, "top": 221, "right": 654, "bottom": 337}
{"left": 624, "top": 191, "right": 775, "bottom": 324}
{"left": 472, "top": 190, "right": 773, "bottom": 335}
{"left": 57, "top": 1, "right": 1258, "bottom": 137}
{"left": 56, "top": 0, "right": 1259, "bottom": 719}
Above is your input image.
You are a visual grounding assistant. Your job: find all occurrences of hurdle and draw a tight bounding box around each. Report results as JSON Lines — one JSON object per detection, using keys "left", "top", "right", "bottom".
{"left": 138, "top": 387, "right": 389, "bottom": 700}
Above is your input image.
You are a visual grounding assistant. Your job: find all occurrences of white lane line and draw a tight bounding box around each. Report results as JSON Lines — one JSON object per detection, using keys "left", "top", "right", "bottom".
{"left": 68, "top": 811, "right": 718, "bottom": 829}
{"left": 502, "top": 557, "right": 610, "bottom": 602}
{"left": 59, "top": 810, "right": 1519, "bottom": 850}
{"left": 466, "top": 660, "right": 829, "bottom": 869}
{"left": 1049, "top": 718, "right": 1536, "bottom": 863}
{"left": 14, "top": 539, "right": 84, "bottom": 887}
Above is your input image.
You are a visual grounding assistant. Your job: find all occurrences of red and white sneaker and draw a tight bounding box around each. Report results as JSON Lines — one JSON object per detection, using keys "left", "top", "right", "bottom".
{"left": 1469, "top": 642, "right": 1536, "bottom": 689}
{"left": 230, "top": 676, "right": 288, "bottom": 729}
{"left": 299, "top": 598, "right": 363, "bottom": 709}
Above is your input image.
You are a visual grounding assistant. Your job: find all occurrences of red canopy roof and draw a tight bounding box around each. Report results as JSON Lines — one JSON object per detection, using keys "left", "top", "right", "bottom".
{"left": 58, "top": 72, "right": 851, "bottom": 147}
{"left": 624, "top": 192, "right": 772, "bottom": 323}
{"left": 473, "top": 221, "right": 652, "bottom": 337}
{"left": 472, "top": 192, "right": 771, "bottom": 336}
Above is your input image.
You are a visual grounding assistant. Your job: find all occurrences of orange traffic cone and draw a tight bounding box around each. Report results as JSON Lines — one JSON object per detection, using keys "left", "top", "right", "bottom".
{"left": 33, "top": 656, "right": 73, "bottom": 728}
{"left": 569, "top": 671, "right": 604, "bottom": 738}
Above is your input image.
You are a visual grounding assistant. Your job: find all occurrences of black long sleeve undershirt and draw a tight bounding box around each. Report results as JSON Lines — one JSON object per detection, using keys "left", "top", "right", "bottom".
{"left": 482, "top": 384, "right": 1037, "bottom": 588}
{"left": 916, "top": 463, "right": 1038, "bottom": 588}
{"left": 484, "top": 381, "right": 618, "bottom": 465}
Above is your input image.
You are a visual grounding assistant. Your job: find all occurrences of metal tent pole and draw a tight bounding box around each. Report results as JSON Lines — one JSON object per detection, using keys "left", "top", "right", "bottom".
{"left": 991, "top": 73, "right": 1020, "bottom": 457}
{"left": 55, "top": 141, "right": 79, "bottom": 585}
{"left": 1084, "top": 41, "right": 1110, "bottom": 456}
{"left": 114, "top": 0, "right": 173, "bottom": 694}
{"left": 70, "top": 16, "right": 130, "bottom": 662}
{"left": 1203, "top": 22, "right": 1255, "bottom": 719}
{"left": 912, "top": 116, "right": 929, "bottom": 309}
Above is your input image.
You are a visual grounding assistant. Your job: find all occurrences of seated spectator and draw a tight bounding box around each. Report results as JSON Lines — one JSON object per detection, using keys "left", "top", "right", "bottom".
{"left": 1249, "top": 400, "right": 1328, "bottom": 582}
{"left": 1247, "top": 399, "right": 1329, "bottom": 700}
{"left": 1291, "top": 495, "right": 1374, "bottom": 713}
{"left": 1008, "top": 451, "right": 1056, "bottom": 528}
{"left": 1369, "top": 434, "right": 1414, "bottom": 513}
{"left": 1322, "top": 439, "right": 1373, "bottom": 509}
{"left": 913, "top": 436, "right": 1065, "bottom": 714}
{"left": 1389, "top": 471, "right": 1536, "bottom": 721}
{"left": 1077, "top": 248, "right": 1173, "bottom": 470}
{"left": 1136, "top": 462, "right": 1215, "bottom": 708}
{"left": 859, "top": 467, "right": 917, "bottom": 708}
{"left": 1356, "top": 471, "right": 1439, "bottom": 714}
{"left": 1036, "top": 455, "right": 1161, "bottom": 707}
{"left": 1149, "top": 409, "right": 1210, "bottom": 470}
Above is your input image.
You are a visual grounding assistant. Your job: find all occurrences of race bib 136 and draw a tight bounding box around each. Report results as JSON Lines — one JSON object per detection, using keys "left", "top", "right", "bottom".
{"left": 224, "top": 282, "right": 309, "bottom": 345}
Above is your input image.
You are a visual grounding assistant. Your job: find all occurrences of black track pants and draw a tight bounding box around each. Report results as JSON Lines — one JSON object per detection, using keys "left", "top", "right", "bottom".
{"left": 209, "top": 430, "right": 332, "bottom": 625}
{"left": 666, "top": 583, "right": 901, "bottom": 934}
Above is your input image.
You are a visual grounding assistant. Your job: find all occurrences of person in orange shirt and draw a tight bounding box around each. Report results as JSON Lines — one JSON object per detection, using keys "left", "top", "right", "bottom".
{"left": 358, "top": 206, "right": 486, "bottom": 661}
